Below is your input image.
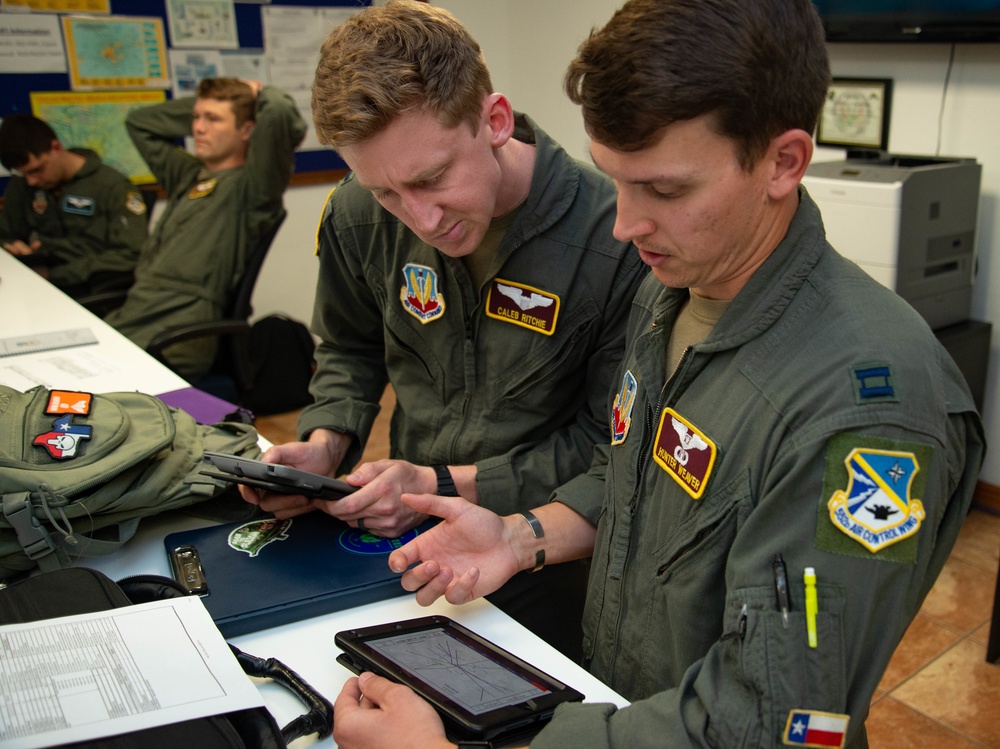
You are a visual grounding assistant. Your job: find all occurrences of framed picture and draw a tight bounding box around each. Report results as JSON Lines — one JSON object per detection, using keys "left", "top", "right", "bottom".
{"left": 816, "top": 78, "right": 892, "bottom": 150}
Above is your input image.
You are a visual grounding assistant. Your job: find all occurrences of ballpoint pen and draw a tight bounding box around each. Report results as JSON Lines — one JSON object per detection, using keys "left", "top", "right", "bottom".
{"left": 804, "top": 566, "right": 818, "bottom": 648}
{"left": 773, "top": 553, "right": 790, "bottom": 628}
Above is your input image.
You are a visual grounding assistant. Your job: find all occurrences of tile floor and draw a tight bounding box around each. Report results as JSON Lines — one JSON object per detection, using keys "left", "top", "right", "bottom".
{"left": 255, "top": 396, "right": 1000, "bottom": 748}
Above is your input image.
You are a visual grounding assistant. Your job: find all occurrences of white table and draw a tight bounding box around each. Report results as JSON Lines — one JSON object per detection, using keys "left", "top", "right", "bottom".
{"left": 1, "top": 251, "right": 628, "bottom": 747}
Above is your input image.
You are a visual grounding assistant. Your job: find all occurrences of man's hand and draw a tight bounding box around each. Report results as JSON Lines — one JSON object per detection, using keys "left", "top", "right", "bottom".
{"left": 313, "top": 459, "right": 436, "bottom": 537}
{"left": 388, "top": 494, "right": 526, "bottom": 606}
{"left": 334, "top": 672, "right": 453, "bottom": 749}
{"left": 3, "top": 238, "right": 39, "bottom": 256}
{"left": 237, "top": 430, "right": 349, "bottom": 519}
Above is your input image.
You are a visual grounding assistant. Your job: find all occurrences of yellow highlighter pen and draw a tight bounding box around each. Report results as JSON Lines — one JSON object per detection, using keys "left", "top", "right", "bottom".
{"left": 804, "top": 566, "right": 818, "bottom": 648}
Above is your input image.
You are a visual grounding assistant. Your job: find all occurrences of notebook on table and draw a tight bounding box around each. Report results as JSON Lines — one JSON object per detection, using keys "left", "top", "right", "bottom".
{"left": 164, "top": 513, "right": 433, "bottom": 637}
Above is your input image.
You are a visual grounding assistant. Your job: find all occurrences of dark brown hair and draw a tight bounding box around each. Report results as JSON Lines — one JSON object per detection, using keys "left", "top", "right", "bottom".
{"left": 565, "top": 0, "right": 830, "bottom": 170}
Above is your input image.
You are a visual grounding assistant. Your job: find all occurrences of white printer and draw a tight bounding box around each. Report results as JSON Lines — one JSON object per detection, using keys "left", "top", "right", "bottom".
{"left": 802, "top": 154, "right": 981, "bottom": 330}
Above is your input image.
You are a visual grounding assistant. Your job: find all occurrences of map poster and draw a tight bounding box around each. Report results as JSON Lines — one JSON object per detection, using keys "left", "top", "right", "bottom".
{"left": 61, "top": 15, "right": 170, "bottom": 90}
{"left": 31, "top": 90, "right": 166, "bottom": 184}
{"left": 0, "top": 0, "right": 110, "bottom": 12}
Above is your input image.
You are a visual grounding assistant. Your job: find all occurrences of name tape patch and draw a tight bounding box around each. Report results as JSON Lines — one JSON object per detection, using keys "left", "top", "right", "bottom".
{"left": 652, "top": 408, "right": 717, "bottom": 499}
{"left": 485, "top": 279, "right": 559, "bottom": 336}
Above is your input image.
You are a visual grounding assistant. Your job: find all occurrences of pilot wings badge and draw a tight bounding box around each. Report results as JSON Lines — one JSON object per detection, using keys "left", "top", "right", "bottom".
{"left": 827, "top": 447, "right": 925, "bottom": 553}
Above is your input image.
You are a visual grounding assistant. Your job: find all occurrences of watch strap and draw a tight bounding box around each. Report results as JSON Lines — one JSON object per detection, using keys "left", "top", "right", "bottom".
{"left": 432, "top": 464, "right": 459, "bottom": 497}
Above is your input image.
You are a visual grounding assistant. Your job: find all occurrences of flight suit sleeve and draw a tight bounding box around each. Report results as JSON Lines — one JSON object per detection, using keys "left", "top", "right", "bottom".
{"left": 296, "top": 189, "right": 390, "bottom": 472}
{"left": 126, "top": 95, "right": 201, "bottom": 193}
{"left": 240, "top": 86, "right": 308, "bottom": 220}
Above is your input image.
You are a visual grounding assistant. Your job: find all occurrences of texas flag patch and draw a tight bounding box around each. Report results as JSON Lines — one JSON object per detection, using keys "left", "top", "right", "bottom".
{"left": 783, "top": 709, "right": 849, "bottom": 748}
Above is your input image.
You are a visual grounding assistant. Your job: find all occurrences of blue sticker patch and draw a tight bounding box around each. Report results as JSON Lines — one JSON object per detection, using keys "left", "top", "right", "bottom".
{"left": 337, "top": 526, "right": 421, "bottom": 556}
{"left": 851, "top": 362, "right": 897, "bottom": 404}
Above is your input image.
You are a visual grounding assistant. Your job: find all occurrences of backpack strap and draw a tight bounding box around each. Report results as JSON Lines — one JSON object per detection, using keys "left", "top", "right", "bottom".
{"left": 3, "top": 491, "right": 142, "bottom": 572}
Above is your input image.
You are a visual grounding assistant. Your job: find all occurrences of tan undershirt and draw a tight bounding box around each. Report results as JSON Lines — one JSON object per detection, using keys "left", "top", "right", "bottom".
{"left": 461, "top": 204, "right": 520, "bottom": 292}
{"left": 666, "top": 290, "right": 731, "bottom": 376}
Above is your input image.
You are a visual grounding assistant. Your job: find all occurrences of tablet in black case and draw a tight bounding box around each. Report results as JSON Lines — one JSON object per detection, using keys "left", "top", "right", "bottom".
{"left": 164, "top": 513, "right": 433, "bottom": 637}
{"left": 336, "top": 615, "right": 585, "bottom": 744}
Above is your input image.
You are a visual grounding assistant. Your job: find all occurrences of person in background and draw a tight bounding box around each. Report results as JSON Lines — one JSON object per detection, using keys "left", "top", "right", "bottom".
{"left": 330, "top": 0, "right": 986, "bottom": 747}
{"left": 104, "top": 78, "right": 307, "bottom": 382}
{"left": 239, "top": 0, "right": 646, "bottom": 660}
{"left": 0, "top": 114, "right": 147, "bottom": 299}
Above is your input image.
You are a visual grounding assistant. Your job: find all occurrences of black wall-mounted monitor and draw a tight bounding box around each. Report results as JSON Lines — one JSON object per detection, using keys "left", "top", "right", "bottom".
{"left": 813, "top": 1, "right": 1000, "bottom": 43}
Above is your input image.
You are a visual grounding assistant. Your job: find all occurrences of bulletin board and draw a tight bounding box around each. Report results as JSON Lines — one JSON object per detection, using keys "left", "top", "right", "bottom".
{"left": 0, "top": 0, "right": 369, "bottom": 192}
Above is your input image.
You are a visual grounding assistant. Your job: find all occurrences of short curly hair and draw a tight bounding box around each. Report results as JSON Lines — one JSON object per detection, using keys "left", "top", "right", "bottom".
{"left": 311, "top": 0, "right": 492, "bottom": 149}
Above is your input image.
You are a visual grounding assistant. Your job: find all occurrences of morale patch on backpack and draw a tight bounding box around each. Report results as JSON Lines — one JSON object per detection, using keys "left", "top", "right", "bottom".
{"left": 485, "top": 279, "right": 559, "bottom": 335}
{"left": 188, "top": 178, "right": 217, "bottom": 199}
{"left": 229, "top": 518, "right": 293, "bottom": 558}
{"left": 33, "top": 414, "right": 92, "bottom": 459}
{"left": 851, "top": 362, "right": 897, "bottom": 404}
{"left": 611, "top": 370, "right": 637, "bottom": 445}
{"left": 45, "top": 390, "right": 92, "bottom": 416}
{"left": 62, "top": 194, "right": 96, "bottom": 216}
{"left": 652, "top": 408, "right": 717, "bottom": 500}
{"left": 817, "top": 433, "right": 931, "bottom": 562}
{"left": 400, "top": 263, "right": 445, "bottom": 324}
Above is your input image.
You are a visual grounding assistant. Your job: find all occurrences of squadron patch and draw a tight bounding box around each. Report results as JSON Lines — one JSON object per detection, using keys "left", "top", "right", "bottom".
{"left": 126, "top": 192, "right": 147, "bottom": 215}
{"left": 400, "top": 263, "right": 445, "bottom": 323}
{"left": 32, "top": 191, "right": 48, "bottom": 215}
{"left": 188, "top": 178, "right": 217, "bottom": 199}
{"left": 817, "top": 433, "right": 932, "bottom": 562}
{"left": 33, "top": 414, "right": 93, "bottom": 459}
{"left": 611, "top": 370, "right": 637, "bottom": 445}
{"left": 485, "top": 279, "right": 559, "bottom": 335}
{"left": 62, "top": 194, "right": 96, "bottom": 216}
{"left": 652, "top": 408, "right": 717, "bottom": 499}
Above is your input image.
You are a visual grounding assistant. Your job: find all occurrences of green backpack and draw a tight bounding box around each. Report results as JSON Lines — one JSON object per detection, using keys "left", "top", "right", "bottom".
{"left": 0, "top": 385, "right": 261, "bottom": 580}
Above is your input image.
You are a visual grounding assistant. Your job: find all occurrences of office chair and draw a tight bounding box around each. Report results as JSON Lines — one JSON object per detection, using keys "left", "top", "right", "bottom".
{"left": 144, "top": 209, "right": 287, "bottom": 404}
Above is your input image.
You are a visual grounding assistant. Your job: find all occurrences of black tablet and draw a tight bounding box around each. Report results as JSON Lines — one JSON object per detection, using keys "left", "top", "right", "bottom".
{"left": 201, "top": 451, "right": 356, "bottom": 500}
{"left": 335, "top": 615, "right": 584, "bottom": 744}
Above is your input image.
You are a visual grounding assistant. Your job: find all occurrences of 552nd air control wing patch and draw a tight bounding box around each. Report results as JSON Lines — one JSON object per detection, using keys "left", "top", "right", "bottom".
{"left": 816, "top": 433, "right": 933, "bottom": 563}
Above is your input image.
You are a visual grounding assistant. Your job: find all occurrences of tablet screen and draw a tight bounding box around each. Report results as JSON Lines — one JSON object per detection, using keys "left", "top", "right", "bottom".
{"left": 368, "top": 627, "right": 551, "bottom": 715}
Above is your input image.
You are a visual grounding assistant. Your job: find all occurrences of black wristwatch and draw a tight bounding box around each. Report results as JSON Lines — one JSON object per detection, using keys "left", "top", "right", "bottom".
{"left": 433, "top": 464, "right": 459, "bottom": 497}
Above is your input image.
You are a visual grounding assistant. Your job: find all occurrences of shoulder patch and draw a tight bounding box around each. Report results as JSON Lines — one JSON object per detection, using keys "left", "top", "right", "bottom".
{"left": 611, "top": 370, "right": 637, "bottom": 445}
{"left": 485, "top": 278, "right": 560, "bottom": 335}
{"left": 850, "top": 362, "right": 897, "bottom": 404}
{"left": 400, "top": 263, "right": 445, "bottom": 324}
{"left": 817, "top": 433, "right": 933, "bottom": 562}
{"left": 652, "top": 408, "right": 717, "bottom": 499}
{"left": 126, "top": 192, "right": 147, "bottom": 215}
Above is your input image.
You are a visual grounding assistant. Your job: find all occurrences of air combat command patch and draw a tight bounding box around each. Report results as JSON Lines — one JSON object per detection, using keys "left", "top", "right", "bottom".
{"left": 400, "top": 263, "right": 445, "bottom": 324}
{"left": 817, "top": 433, "right": 933, "bottom": 562}
{"left": 611, "top": 370, "right": 637, "bottom": 445}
